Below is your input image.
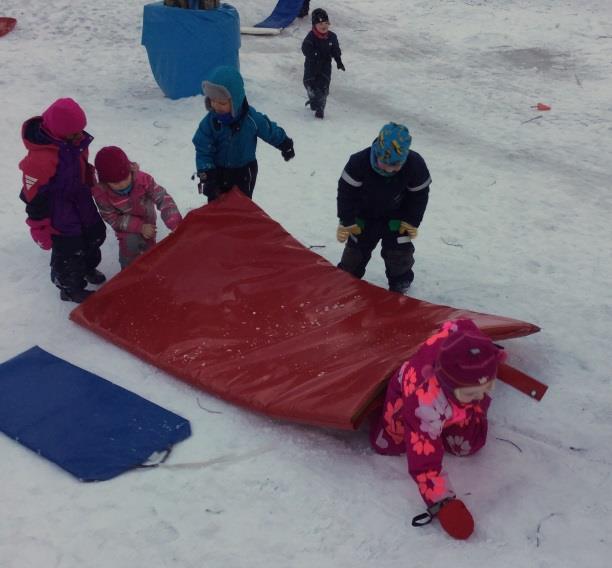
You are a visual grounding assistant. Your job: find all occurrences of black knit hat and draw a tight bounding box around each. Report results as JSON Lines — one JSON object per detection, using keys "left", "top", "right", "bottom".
{"left": 312, "top": 8, "right": 329, "bottom": 25}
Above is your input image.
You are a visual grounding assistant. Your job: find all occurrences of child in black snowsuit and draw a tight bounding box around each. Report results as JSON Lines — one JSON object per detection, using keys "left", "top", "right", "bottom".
{"left": 336, "top": 123, "right": 431, "bottom": 294}
{"left": 301, "top": 8, "right": 344, "bottom": 119}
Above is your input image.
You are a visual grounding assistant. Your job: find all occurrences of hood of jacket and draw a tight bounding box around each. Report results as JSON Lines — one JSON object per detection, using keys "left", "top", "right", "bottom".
{"left": 202, "top": 65, "right": 246, "bottom": 119}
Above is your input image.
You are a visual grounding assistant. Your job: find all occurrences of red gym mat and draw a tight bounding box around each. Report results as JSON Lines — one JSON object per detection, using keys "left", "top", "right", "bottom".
{"left": 71, "top": 189, "right": 540, "bottom": 429}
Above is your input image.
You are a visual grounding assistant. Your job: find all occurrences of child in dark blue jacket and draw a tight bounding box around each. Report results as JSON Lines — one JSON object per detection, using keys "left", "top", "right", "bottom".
{"left": 302, "top": 8, "right": 344, "bottom": 119}
{"left": 192, "top": 66, "right": 295, "bottom": 202}
{"left": 336, "top": 123, "right": 431, "bottom": 294}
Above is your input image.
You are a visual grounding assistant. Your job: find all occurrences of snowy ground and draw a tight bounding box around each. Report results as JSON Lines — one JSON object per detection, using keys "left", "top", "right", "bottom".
{"left": 1, "top": 0, "right": 611, "bottom": 566}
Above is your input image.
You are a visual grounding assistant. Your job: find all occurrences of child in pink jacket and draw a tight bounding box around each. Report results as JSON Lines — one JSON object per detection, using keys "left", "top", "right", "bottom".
{"left": 370, "top": 318, "right": 506, "bottom": 540}
{"left": 93, "top": 146, "right": 182, "bottom": 269}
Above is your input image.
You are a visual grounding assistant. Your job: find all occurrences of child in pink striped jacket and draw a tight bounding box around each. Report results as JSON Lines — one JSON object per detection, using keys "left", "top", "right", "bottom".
{"left": 93, "top": 146, "right": 182, "bottom": 269}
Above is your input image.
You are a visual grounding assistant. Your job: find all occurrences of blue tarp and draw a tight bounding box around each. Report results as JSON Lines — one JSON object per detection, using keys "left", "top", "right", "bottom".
{"left": 254, "top": 0, "right": 303, "bottom": 29}
{"left": 142, "top": 2, "right": 240, "bottom": 99}
{"left": 0, "top": 346, "right": 191, "bottom": 481}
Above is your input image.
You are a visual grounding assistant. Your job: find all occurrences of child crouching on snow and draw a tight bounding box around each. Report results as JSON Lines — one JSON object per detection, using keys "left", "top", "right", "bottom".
{"left": 369, "top": 318, "right": 506, "bottom": 540}
{"left": 192, "top": 65, "right": 295, "bottom": 202}
{"left": 93, "top": 146, "right": 182, "bottom": 269}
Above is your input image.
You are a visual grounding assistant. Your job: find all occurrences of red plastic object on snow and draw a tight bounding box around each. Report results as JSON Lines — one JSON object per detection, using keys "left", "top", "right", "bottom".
{"left": 533, "top": 102, "right": 551, "bottom": 111}
{"left": 0, "top": 17, "right": 16, "bottom": 37}
{"left": 71, "top": 190, "right": 541, "bottom": 430}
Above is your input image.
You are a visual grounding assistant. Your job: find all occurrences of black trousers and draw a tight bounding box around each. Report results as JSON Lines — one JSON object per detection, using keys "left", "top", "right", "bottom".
{"left": 338, "top": 218, "right": 415, "bottom": 289}
{"left": 207, "top": 160, "right": 258, "bottom": 202}
{"left": 50, "top": 220, "right": 106, "bottom": 292}
{"left": 304, "top": 75, "right": 330, "bottom": 113}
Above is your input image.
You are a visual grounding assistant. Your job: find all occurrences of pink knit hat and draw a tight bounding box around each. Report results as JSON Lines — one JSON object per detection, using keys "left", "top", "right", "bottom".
{"left": 95, "top": 146, "right": 131, "bottom": 183}
{"left": 42, "top": 98, "right": 87, "bottom": 139}
{"left": 435, "top": 327, "right": 503, "bottom": 388}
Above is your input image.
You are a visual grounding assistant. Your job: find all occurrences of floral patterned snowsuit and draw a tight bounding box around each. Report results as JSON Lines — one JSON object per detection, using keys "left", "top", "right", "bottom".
{"left": 369, "top": 319, "right": 491, "bottom": 507}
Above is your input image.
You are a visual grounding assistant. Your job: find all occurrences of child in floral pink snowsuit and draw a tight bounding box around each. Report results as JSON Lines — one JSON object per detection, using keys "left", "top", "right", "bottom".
{"left": 93, "top": 146, "right": 182, "bottom": 269}
{"left": 370, "top": 318, "right": 506, "bottom": 540}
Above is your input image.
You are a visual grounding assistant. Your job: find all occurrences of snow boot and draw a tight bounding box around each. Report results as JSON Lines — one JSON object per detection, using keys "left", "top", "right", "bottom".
{"left": 315, "top": 108, "right": 324, "bottom": 119}
{"left": 389, "top": 281, "right": 411, "bottom": 295}
{"left": 85, "top": 268, "right": 106, "bottom": 285}
{"left": 60, "top": 288, "right": 94, "bottom": 303}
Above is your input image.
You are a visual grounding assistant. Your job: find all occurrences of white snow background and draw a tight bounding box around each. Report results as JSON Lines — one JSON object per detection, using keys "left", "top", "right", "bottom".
{"left": 1, "top": 0, "right": 611, "bottom": 566}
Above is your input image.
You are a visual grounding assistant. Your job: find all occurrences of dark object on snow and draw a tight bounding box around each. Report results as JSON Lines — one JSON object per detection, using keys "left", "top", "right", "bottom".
{"left": 60, "top": 288, "right": 94, "bottom": 303}
{"left": 298, "top": 0, "right": 310, "bottom": 18}
{"left": 0, "top": 346, "right": 191, "bottom": 481}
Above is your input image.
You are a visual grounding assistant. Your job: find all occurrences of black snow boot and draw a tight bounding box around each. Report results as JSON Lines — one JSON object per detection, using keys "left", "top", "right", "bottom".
{"left": 389, "top": 281, "right": 411, "bottom": 295}
{"left": 315, "top": 108, "right": 324, "bottom": 119}
{"left": 85, "top": 268, "right": 106, "bottom": 285}
{"left": 60, "top": 288, "right": 95, "bottom": 303}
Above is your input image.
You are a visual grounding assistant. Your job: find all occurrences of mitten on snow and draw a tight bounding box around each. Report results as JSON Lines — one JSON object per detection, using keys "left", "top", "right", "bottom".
{"left": 26, "top": 218, "right": 55, "bottom": 250}
{"left": 195, "top": 169, "right": 219, "bottom": 198}
{"left": 336, "top": 224, "right": 362, "bottom": 243}
{"left": 337, "top": 61, "right": 346, "bottom": 71}
{"left": 437, "top": 498, "right": 474, "bottom": 540}
{"left": 399, "top": 221, "right": 418, "bottom": 238}
{"left": 279, "top": 137, "right": 295, "bottom": 161}
{"left": 411, "top": 497, "right": 474, "bottom": 540}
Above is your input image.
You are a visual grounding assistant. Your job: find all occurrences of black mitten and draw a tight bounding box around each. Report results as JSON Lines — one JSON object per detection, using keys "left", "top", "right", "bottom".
{"left": 279, "top": 138, "right": 295, "bottom": 161}
{"left": 197, "top": 169, "right": 219, "bottom": 197}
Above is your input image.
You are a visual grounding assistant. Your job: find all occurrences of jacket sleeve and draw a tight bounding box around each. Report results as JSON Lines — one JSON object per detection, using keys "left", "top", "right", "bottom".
{"left": 403, "top": 381, "right": 456, "bottom": 507}
{"left": 301, "top": 33, "right": 318, "bottom": 59}
{"left": 18, "top": 149, "right": 58, "bottom": 210}
{"left": 192, "top": 116, "right": 217, "bottom": 172}
{"left": 331, "top": 33, "right": 343, "bottom": 65}
{"left": 250, "top": 109, "right": 288, "bottom": 148}
{"left": 337, "top": 155, "right": 363, "bottom": 226}
{"left": 399, "top": 153, "right": 431, "bottom": 227}
{"left": 92, "top": 185, "right": 142, "bottom": 234}
{"left": 400, "top": 186, "right": 429, "bottom": 227}
{"left": 145, "top": 174, "right": 183, "bottom": 231}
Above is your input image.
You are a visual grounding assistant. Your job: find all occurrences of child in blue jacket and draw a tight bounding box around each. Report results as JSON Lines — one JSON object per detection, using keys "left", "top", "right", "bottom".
{"left": 192, "top": 66, "right": 295, "bottom": 202}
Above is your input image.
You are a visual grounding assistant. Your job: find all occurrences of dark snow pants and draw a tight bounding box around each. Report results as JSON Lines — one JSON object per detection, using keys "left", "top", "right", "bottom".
{"left": 50, "top": 221, "right": 106, "bottom": 293}
{"left": 206, "top": 160, "right": 258, "bottom": 203}
{"left": 118, "top": 233, "right": 155, "bottom": 269}
{"left": 338, "top": 218, "right": 415, "bottom": 291}
{"left": 304, "top": 75, "right": 330, "bottom": 114}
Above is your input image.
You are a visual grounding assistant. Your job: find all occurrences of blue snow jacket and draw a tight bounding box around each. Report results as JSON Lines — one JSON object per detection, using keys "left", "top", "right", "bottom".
{"left": 192, "top": 66, "right": 289, "bottom": 172}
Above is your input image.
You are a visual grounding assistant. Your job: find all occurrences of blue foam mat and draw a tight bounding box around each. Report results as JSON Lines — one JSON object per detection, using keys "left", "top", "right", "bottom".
{"left": 0, "top": 346, "right": 191, "bottom": 481}
{"left": 254, "top": 0, "right": 303, "bottom": 29}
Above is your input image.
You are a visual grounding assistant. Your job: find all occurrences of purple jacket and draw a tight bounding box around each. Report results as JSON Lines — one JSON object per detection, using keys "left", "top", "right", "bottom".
{"left": 19, "top": 117, "right": 103, "bottom": 237}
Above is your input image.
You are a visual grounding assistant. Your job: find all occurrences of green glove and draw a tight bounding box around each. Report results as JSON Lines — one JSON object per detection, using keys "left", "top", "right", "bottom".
{"left": 388, "top": 219, "right": 401, "bottom": 232}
